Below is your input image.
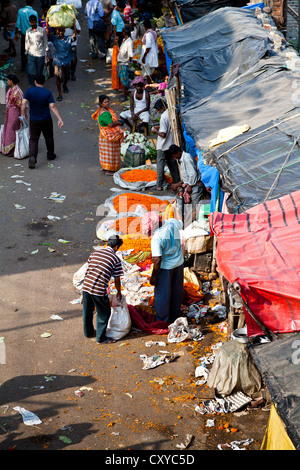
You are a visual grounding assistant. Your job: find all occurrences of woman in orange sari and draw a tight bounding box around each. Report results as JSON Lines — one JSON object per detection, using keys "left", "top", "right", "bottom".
{"left": 92, "top": 95, "right": 124, "bottom": 175}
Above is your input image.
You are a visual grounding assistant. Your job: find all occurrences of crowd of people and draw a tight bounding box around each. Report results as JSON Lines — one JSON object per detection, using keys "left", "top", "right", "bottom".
{"left": 0, "top": 0, "right": 207, "bottom": 343}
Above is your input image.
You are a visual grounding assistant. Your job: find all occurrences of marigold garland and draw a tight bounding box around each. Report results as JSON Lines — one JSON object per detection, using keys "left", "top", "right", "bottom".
{"left": 111, "top": 216, "right": 142, "bottom": 235}
{"left": 113, "top": 192, "right": 169, "bottom": 214}
{"left": 121, "top": 168, "right": 173, "bottom": 184}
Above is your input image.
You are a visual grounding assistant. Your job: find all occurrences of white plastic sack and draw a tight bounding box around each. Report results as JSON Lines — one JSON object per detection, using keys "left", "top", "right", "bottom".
{"left": 73, "top": 262, "right": 88, "bottom": 290}
{"left": 0, "top": 124, "right": 4, "bottom": 150}
{"left": 14, "top": 118, "right": 29, "bottom": 159}
{"left": 106, "top": 48, "right": 113, "bottom": 64}
{"left": 106, "top": 296, "right": 131, "bottom": 340}
{"left": 113, "top": 165, "right": 158, "bottom": 190}
{"left": 207, "top": 340, "right": 262, "bottom": 397}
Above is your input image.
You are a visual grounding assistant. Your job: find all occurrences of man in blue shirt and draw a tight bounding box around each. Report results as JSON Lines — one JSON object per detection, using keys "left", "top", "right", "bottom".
{"left": 46, "top": 18, "right": 76, "bottom": 101}
{"left": 85, "top": 0, "right": 106, "bottom": 60}
{"left": 15, "top": 0, "right": 38, "bottom": 70}
{"left": 21, "top": 74, "right": 64, "bottom": 169}
{"left": 147, "top": 217, "right": 184, "bottom": 323}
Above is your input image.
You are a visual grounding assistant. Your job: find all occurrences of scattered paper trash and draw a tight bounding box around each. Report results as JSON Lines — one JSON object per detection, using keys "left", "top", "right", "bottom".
{"left": 59, "top": 436, "right": 72, "bottom": 444}
{"left": 140, "top": 351, "right": 184, "bottom": 370}
{"left": 48, "top": 192, "right": 66, "bottom": 203}
{"left": 41, "top": 332, "right": 52, "bottom": 338}
{"left": 86, "top": 69, "right": 96, "bottom": 72}
{"left": 70, "top": 298, "right": 81, "bottom": 304}
{"left": 195, "top": 365, "right": 209, "bottom": 385}
{"left": 47, "top": 215, "right": 61, "bottom": 221}
{"left": 50, "top": 314, "right": 63, "bottom": 321}
{"left": 168, "top": 317, "right": 203, "bottom": 343}
{"left": 218, "top": 438, "right": 253, "bottom": 450}
{"left": 206, "top": 419, "right": 215, "bottom": 427}
{"left": 14, "top": 203, "right": 25, "bottom": 210}
{"left": 31, "top": 249, "right": 39, "bottom": 255}
{"left": 176, "top": 434, "right": 194, "bottom": 449}
{"left": 13, "top": 406, "right": 42, "bottom": 426}
{"left": 58, "top": 239, "right": 70, "bottom": 243}
{"left": 145, "top": 340, "right": 166, "bottom": 347}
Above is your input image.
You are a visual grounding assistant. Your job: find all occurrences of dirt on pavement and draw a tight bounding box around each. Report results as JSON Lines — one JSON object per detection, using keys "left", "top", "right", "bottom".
{"left": 0, "top": 0, "right": 270, "bottom": 454}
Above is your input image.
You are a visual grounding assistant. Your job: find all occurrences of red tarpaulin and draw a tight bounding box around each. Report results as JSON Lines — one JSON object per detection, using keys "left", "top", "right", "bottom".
{"left": 209, "top": 191, "right": 300, "bottom": 337}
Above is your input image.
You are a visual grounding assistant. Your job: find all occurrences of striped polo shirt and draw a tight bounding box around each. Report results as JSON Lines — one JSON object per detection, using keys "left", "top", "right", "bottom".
{"left": 82, "top": 247, "right": 123, "bottom": 296}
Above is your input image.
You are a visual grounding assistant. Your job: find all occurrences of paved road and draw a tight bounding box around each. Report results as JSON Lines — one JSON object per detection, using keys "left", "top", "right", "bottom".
{"left": 0, "top": 1, "right": 269, "bottom": 453}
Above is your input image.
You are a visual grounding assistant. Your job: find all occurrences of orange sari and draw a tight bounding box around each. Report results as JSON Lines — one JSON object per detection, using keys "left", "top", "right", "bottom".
{"left": 92, "top": 107, "right": 124, "bottom": 172}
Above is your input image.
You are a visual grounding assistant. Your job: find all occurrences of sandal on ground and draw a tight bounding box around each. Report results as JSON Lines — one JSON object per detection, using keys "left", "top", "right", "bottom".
{"left": 155, "top": 186, "right": 163, "bottom": 191}
{"left": 57, "top": 95, "right": 62, "bottom": 101}
{"left": 103, "top": 338, "right": 116, "bottom": 343}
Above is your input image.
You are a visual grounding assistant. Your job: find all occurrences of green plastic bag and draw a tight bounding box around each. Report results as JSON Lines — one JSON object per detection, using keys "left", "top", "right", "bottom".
{"left": 47, "top": 4, "right": 76, "bottom": 28}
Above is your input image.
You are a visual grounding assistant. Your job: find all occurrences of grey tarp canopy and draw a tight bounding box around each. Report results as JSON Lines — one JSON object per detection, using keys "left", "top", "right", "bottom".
{"left": 172, "top": 0, "right": 247, "bottom": 23}
{"left": 250, "top": 334, "right": 300, "bottom": 450}
{"left": 161, "top": 7, "right": 300, "bottom": 212}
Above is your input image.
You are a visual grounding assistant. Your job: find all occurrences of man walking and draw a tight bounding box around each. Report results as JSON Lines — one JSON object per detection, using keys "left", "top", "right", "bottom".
{"left": 85, "top": 0, "right": 106, "bottom": 60}
{"left": 15, "top": 0, "right": 38, "bottom": 70}
{"left": 0, "top": 0, "right": 18, "bottom": 57}
{"left": 25, "top": 14, "right": 49, "bottom": 86}
{"left": 151, "top": 98, "right": 180, "bottom": 190}
{"left": 21, "top": 74, "right": 64, "bottom": 169}
{"left": 82, "top": 235, "right": 123, "bottom": 344}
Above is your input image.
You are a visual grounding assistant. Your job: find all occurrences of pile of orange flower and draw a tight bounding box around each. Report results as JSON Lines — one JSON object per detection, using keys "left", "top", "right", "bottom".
{"left": 119, "top": 234, "right": 151, "bottom": 251}
{"left": 121, "top": 168, "right": 172, "bottom": 184}
{"left": 111, "top": 216, "right": 142, "bottom": 235}
{"left": 113, "top": 193, "right": 169, "bottom": 213}
{"left": 183, "top": 282, "right": 204, "bottom": 304}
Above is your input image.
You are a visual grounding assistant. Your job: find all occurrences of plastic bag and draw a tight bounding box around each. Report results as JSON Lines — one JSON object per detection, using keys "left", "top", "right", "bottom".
{"left": 207, "top": 340, "right": 262, "bottom": 396}
{"left": 0, "top": 124, "right": 4, "bottom": 150}
{"left": 14, "top": 118, "right": 29, "bottom": 159}
{"left": 73, "top": 262, "right": 88, "bottom": 291}
{"left": 106, "top": 296, "right": 131, "bottom": 340}
{"left": 47, "top": 4, "right": 76, "bottom": 28}
{"left": 168, "top": 317, "right": 190, "bottom": 343}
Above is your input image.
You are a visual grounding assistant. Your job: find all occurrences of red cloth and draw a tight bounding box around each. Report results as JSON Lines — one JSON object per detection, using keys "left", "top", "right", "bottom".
{"left": 209, "top": 191, "right": 300, "bottom": 337}
{"left": 128, "top": 304, "right": 169, "bottom": 335}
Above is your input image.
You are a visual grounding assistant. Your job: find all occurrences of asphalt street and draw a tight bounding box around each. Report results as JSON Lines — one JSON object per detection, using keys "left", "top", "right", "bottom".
{"left": 0, "top": 1, "right": 269, "bottom": 454}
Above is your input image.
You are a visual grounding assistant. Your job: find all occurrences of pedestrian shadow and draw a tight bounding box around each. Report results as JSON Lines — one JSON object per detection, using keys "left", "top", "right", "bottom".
{"left": 0, "top": 422, "right": 97, "bottom": 450}
{"left": 0, "top": 373, "right": 97, "bottom": 408}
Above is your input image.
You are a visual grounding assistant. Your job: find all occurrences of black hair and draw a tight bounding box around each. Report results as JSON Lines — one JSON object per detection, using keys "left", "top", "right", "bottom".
{"left": 99, "top": 94, "right": 109, "bottom": 104}
{"left": 122, "top": 25, "right": 131, "bottom": 37}
{"left": 35, "top": 74, "right": 45, "bottom": 85}
{"left": 143, "top": 19, "right": 152, "bottom": 29}
{"left": 29, "top": 14, "right": 37, "bottom": 21}
{"left": 154, "top": 98, "right": 165, "bottom": 110}
{"left": 116, "top": 0, "right": 126, "bottom": 9}
{"left": 168, "top": 144, "right": 181, "bottom": 156}
{"left": 107, "top": 235, "right": 123, "bottom": 249}
{"left": 7, "top": 74, "right": 20, "bottom": 85}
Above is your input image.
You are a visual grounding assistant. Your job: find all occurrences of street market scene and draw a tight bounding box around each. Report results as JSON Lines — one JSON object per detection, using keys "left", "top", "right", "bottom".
{"left": 0, "top": 0, "right": 299, "bottom": 454}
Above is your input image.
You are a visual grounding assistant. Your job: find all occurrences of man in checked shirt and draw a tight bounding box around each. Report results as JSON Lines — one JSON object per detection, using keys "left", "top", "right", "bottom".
{"left": 82, "top": 235, "right": 123, "bottom": 344}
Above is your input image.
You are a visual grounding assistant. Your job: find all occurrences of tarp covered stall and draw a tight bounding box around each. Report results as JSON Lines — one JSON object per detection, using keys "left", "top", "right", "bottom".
{"left": 250, "top": 334, "right": 300, "bottom": 450}
{"left": 161, "top": 8, "right": 300, "bottom": 151}
{"left": 209, "top": 190, "right": 300, "bottom": 338}
{"left": 205, "top": 111, "right": 300, "bottom": 213}
{"left": 172, "top": 0, "right": 247, "bottom": 23}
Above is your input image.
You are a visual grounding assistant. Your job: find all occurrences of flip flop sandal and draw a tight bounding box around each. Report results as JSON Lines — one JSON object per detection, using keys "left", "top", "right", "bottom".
{"left": 103, "top": 338, "right": 116, "bottom": 344}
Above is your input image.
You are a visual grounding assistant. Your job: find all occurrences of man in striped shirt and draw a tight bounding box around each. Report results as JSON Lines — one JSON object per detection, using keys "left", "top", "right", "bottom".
{"left": 82, "top": 235, "right": 123, "bottom": 343}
